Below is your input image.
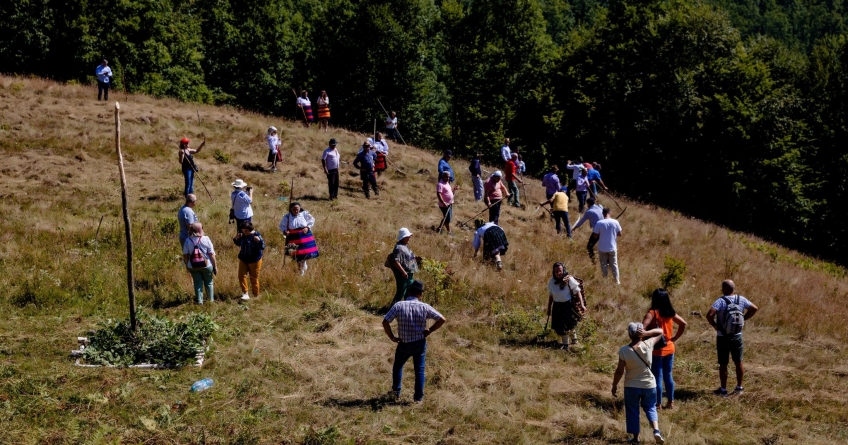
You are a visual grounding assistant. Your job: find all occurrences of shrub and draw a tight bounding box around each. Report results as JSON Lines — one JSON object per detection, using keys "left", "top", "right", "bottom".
{"left": 82, "top": 311, "right": 218, "bottom": 366}
{"left": 157, "top": 217, "right": 178, "bottom": 236}
{"left": 659, "top": 256, "right": 687, "bottom": 291}
{"left": 213, "top": 148, "right": 230, "bottom": 164}
{"left": 492, "top": 303, "right": 544, "bottom": 344}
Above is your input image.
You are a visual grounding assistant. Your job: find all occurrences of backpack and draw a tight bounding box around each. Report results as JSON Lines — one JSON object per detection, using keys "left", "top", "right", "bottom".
{"left": 719, "top": 295, "right": 745, "bottom": 335}
{"left": 189, "top": 237, "right": 208, "bottom": 268}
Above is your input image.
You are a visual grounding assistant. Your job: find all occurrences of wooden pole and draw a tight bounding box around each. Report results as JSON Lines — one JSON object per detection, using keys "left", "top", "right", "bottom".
{"left": 115, "top": 102, "right": 137, "bottom": 331}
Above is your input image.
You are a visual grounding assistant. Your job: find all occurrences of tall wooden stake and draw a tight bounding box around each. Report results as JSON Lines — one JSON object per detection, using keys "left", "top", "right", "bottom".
{"left": 115, "top": 102, "right": 137, "bottom": 331}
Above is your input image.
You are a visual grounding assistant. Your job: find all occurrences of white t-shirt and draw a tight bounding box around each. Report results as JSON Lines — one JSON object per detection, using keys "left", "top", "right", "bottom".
{"left": 297, "top": 97, "right": 311, "bottom": 106}
{"left": 548, "top": 277, "right": 581, "bottom": 302}
{"left": 317, "top": 96, "right": 329, "bottom": 106}
{"left": 182, "top": 236, "right": 215, "bottom": 268}
{"left": 566, "top": 164, "right": 582, "bottom": 180}
{"left": 267, "top": 135, "right": 280, "bottom": 153}
{"left": 386, "top": 117, "right": 397, "bottom": 129}
{"left": 374, "top": 139, "right": 389, "bottom": 154}
{"left": 322, "top": 147, "right": 340, "bottom": 170}
{"left": 593, "top": 218, "right": 622, "bottom": 252}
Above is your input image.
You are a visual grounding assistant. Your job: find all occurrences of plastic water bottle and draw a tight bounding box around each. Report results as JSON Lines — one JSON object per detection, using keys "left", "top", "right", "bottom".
{"left": 190, "top": 378, "right": 214, "bottom": 392}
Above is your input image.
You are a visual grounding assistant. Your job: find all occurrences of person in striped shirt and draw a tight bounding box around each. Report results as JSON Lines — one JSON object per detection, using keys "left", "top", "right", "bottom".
{"left": 382, "top": 280, "right": 447, "bottom": 403}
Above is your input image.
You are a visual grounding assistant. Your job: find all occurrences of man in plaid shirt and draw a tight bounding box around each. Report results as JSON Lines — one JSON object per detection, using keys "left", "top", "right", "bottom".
{"left": 382, "top": 280, "right": 447, "bottom": 403}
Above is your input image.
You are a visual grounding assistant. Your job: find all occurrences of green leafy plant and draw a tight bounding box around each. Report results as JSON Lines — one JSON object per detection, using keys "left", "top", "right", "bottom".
{"left": 82, "top": 311, "right": 218, "bottom": 366}
{"left": 212, "top": 148, "right": 230, "bottom": 164}
{"left": 157, "top": 217, "right": 178, "bottom": 236}
{"left": 659, "top": 256, "right": 687, "bottom": 291}
{"left": 421, "top": 258, "right": 451, "bottom": 303}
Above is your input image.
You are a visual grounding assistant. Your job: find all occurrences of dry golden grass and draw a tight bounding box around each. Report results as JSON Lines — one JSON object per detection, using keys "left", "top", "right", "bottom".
{"left": 0, "top": 75, "right": 847, "bottom": 444}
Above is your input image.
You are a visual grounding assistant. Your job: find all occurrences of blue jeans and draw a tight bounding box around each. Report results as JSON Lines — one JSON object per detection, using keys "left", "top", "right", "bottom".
{"left": 576, "top": 191, "right": 588, "bottom": 212}
{"left": 552, "top": 211, "right": 572, "bottom": 237}
{"left": 472, "top": 176, "right": 483, "bottom": 201}
{"left": 183, "top": 169, "right": 194, "bottom": 196}
{"left": 392, "top": 339, "right": 427, "bottom": 401}
{"left": 624, "top": 387, "right": 658, "bottom": 435}
{"left": 189, "top": 264, "right": 214, "bottom": 304}
{"left": 651, "top": 354, "right": 675, "bottom": 404}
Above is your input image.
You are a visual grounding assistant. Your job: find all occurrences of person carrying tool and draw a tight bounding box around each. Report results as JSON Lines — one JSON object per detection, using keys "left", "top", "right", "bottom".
{"left": 546, "top": 262, "right": 586, "bottom": 350}
{"left": 353, "top": 140, "right": 379, "bottom": 198}
{"left": 469, "top": 153, "right": 483, "bottom": 201}
{"left": 178, "top": 137, "right": 205, "bottom": 196}
{"left": 483, "top": 171, "right": 510, "bottom": 225}
{"left": 388, "top": 228, "right": 421, "bottom": 305}
{"left": 436, "top": 171, "right": 457, "bottom": 235}
{"left": 296, "top": 90, "right": 313, "bottom": 127}
{"left": 542, "top": 165, "right": 562, "bottom": 200}
{"left": 505, "top": 153, "right": 523, "bottom": 207}
{"left": 572, "top": 197, "right": 604, "bottom": 262}
{"left": 385, "top": 111, "right": 400, "bottom": 141}
{"left": 588, "top": 162, "right": 609, "bottom": 196}
{"left": 266, "top": 126, "right": 280, "bottom": 172}
{"left": 539, "top": 186, "right": 572, "bottom": 238}
{"left": 473, "top": 220, "right": 509, "bottom": 271}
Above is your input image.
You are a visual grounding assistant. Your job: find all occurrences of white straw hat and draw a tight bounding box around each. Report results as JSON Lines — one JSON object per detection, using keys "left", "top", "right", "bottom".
{"left": 397, "top": 227, "right": 413, "bottom": 241}
{"left": 268, "top": 126, "right": 277, "bottom": 134}
{"left": 232, "top": 179, "right": 248, "bottom": 188}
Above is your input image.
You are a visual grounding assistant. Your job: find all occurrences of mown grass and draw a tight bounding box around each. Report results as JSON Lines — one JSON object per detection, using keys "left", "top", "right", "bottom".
{"left": 1, "top": 75, "right": 847, "bottom": 444}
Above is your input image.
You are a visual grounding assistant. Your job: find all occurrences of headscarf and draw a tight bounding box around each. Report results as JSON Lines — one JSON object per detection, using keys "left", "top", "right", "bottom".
{"left": 552, "top": 262, "right": 568, "bottom": 290}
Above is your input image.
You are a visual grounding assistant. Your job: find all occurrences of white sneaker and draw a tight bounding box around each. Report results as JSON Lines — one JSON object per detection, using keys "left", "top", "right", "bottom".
{"left": 240, "top": 293, "right": 250, "bottom": 301}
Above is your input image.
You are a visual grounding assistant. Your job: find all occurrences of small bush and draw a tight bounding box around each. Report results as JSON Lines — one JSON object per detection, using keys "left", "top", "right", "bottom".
{"left": 492, "top": 303, "right": 544, "bottom": 343}
{"left": 82, "top": 311, "right": 218, "bottom": 366}
{"left": 157, "top": 217, "right": 178, "bottom": 236}
{"left": 421, "top": 258, "right": 451, "bottom": 303}
{"left": 659, "top": 256, "right": 687, "bottom": 291}
{"left": 213, "top": 149, "right": 230, "bottom": 164}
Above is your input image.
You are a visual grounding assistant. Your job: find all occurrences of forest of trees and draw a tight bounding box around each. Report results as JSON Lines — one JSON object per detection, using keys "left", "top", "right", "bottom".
{"left": 1, "top": 0, "right": 846, "bottom": 265}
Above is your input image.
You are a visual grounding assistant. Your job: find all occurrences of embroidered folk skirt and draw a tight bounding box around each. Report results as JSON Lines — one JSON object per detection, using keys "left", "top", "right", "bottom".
{"left": 317, "top": 104, "right": 330, "bottom": 119}
{"left": 303, "top": 105, "right": 314, "bottom": 122}
{"left": 286, "top": 229, "right": 320, "bottom": 261}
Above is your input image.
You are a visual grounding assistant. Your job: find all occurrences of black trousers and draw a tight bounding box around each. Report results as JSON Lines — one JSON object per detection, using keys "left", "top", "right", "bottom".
{"left": 98, "top": 81, "right": 110, "bottom": 101}
{"left": 326, "top": 169, "right": 339, "bottom": 199}
{"left": 587, "top": 234, "right": 599, "bottom": 262}
{"left": 360, "top": 170, "right": 378, "bottom": 197}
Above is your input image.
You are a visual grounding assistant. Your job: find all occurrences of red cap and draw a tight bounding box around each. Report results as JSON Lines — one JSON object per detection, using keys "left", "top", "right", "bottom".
{"left": 180, "top": 138, "right": 190, "bottom": 144}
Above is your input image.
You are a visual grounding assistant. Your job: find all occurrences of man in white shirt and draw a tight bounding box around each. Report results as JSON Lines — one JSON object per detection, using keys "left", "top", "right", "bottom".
{"left": 321, "top": 138, "right": 341, "bottom": 200}
{"left": 500, "top": 138, "right": 511, "bottom": 166}
{"left": 385, "top": 111, "right": 400, "bottom": 142}
{"left": 591, "top": 208, "right": 623, "bottom": 284}
{"left": 95, "top": 59, "right": 113, "bottom": 101}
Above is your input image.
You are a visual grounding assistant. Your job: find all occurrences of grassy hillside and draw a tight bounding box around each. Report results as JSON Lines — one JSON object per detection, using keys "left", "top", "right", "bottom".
{"left": 1, "top": 76, "right": 847, "bottom": 444}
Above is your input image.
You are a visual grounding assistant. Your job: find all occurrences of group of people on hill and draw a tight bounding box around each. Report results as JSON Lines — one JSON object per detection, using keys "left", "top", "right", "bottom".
{"left": 293, "top": 90, "right": 403, "bottom": 143}
{"left": 172, "top": 129, "right": 761, "bottom": 442}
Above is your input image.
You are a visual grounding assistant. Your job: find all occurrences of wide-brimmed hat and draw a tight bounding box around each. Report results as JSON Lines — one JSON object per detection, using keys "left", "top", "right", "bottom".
{"left": 329, "top": 138, "right": 337, "bottom": 145}
{"left": 492, "top": 170, "right": 503, "bottom": 177}
{"left": 407, "top": 280, "right": 425, "bottom": 295}
{"left": 268, "top": 126, "right": 277, "bottom": 134}
{"left": 232, "top": 179, "right": 248, "bottom": 188}
{"left": 397, "top": 227, "right": 413, "bottom": 241}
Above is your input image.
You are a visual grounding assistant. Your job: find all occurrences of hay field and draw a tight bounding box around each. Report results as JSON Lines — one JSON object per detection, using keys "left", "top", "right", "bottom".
{"left": 0, "top": 76, "right": 847, "bottom": 444}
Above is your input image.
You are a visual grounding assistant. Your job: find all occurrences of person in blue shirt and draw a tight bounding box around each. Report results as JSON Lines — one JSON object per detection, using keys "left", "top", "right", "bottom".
{"left": 178, "top": 194, "right": 199, "bottom": 249}
{"left": 469, "top": 153, "right": 483, "bottom": 201}
{"left": 572, "top": 197, "right": 604, "bottom": 262}
{"left": 230, "top": 179, "right": 254, "bottom": 231}
{"left": 353, "top": 140, "right": 379, "bottom": 198}
{"left": 95, "top": 59, "right": 113, "bottom": 101}
{"left": 438, "top": 150, "right": 454, "bottom": 183}
{"left": 588, "top": 162, "right": 609, "bottom": 195}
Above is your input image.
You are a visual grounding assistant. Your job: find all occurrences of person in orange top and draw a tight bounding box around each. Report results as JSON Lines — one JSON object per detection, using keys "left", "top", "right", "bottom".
{"left": 641, "top": 289, "right": 687, "bottom": 410}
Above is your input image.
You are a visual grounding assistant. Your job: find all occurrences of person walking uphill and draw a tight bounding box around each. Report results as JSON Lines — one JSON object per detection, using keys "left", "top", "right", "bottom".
{"left": 539, "top": 186, "right": 572, "bottom": 238}
{"left": 95, "top": 59, "right": 113, "bottom": 101}
{"left": 182, "top": 223, "right": 217, "bottom": 304}
{"left": 483, "top": 171, "right": 510, "bottom": 225}
{"left": 436, "top": 171, "right": 458, "bottom": 235}
{"left": 438, "top": 150, "right": 455, "bottom": 183}
{"left": 230, "top": 179, "right": 254, "bottom": 230}
{"left": 178, "top": 137, "right": 205, "bottom": 196}
{"left": 591, "top": 208, "right": 622, "bottom": 284}
{"left": 706, "top": 280, "right": 759, "bottom": 397}
{"left": 178, "top": 194, "right": 199, "bottom": 249}
{"left": 571, "top": 197, "right": 603, "bottom": 262}
{"left": 279, "top": 202, "right": 320, "bottom": 276}
{"left": 382, "top": 280, "right": 446, "bottom": 403}
{"left": 469, "top": 153, "right": 483, "bottom": 201}
{"left": 322, "top": 138, "right": 341, "bottom": 200}
{"left": 612, "top": 323, "right": 667, "bottom": 444}
{"left": 642, "top": 289, "right": 687, "bottom": 410}
{"left": 353, "top": 141, "right": 379, "bottom": 198}
{"left": 547, "top": 262, "right": 586, "bottom": 350}
{"left": 388, "top": 228, "right": 421, "bottom": 305}
{"left": 233, "top": 221, "right": 265, "bottom": 302}
{"left": 473, "top": 220, "right": 509, "bottom": 271}
{"left": 505, "top": 153, "right": 523, "bottom": 207}
{"left": 267, "top": 126, "right": 281, "bottom": 172}
{"left": 542, "top": 165, "right": 561, "bottom": 200}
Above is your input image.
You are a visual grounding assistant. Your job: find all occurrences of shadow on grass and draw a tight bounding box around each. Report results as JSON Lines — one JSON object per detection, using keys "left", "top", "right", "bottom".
{"left": 557, "top": 390, "right": 620, "bottom": 414}
{"left": 360, "top": 301, "right": 391, "bottom": 316}
{"left": 296, "top": 194, "right": 331, "bottom": 202}
{"left": 673, "top": 388, "right": 704, "bottom": 401}
{"left": 322, "top": 394, "right": 412, "bottom": 412}
{"left": 242, "top": 162, "right": 268, "bottom": 172}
